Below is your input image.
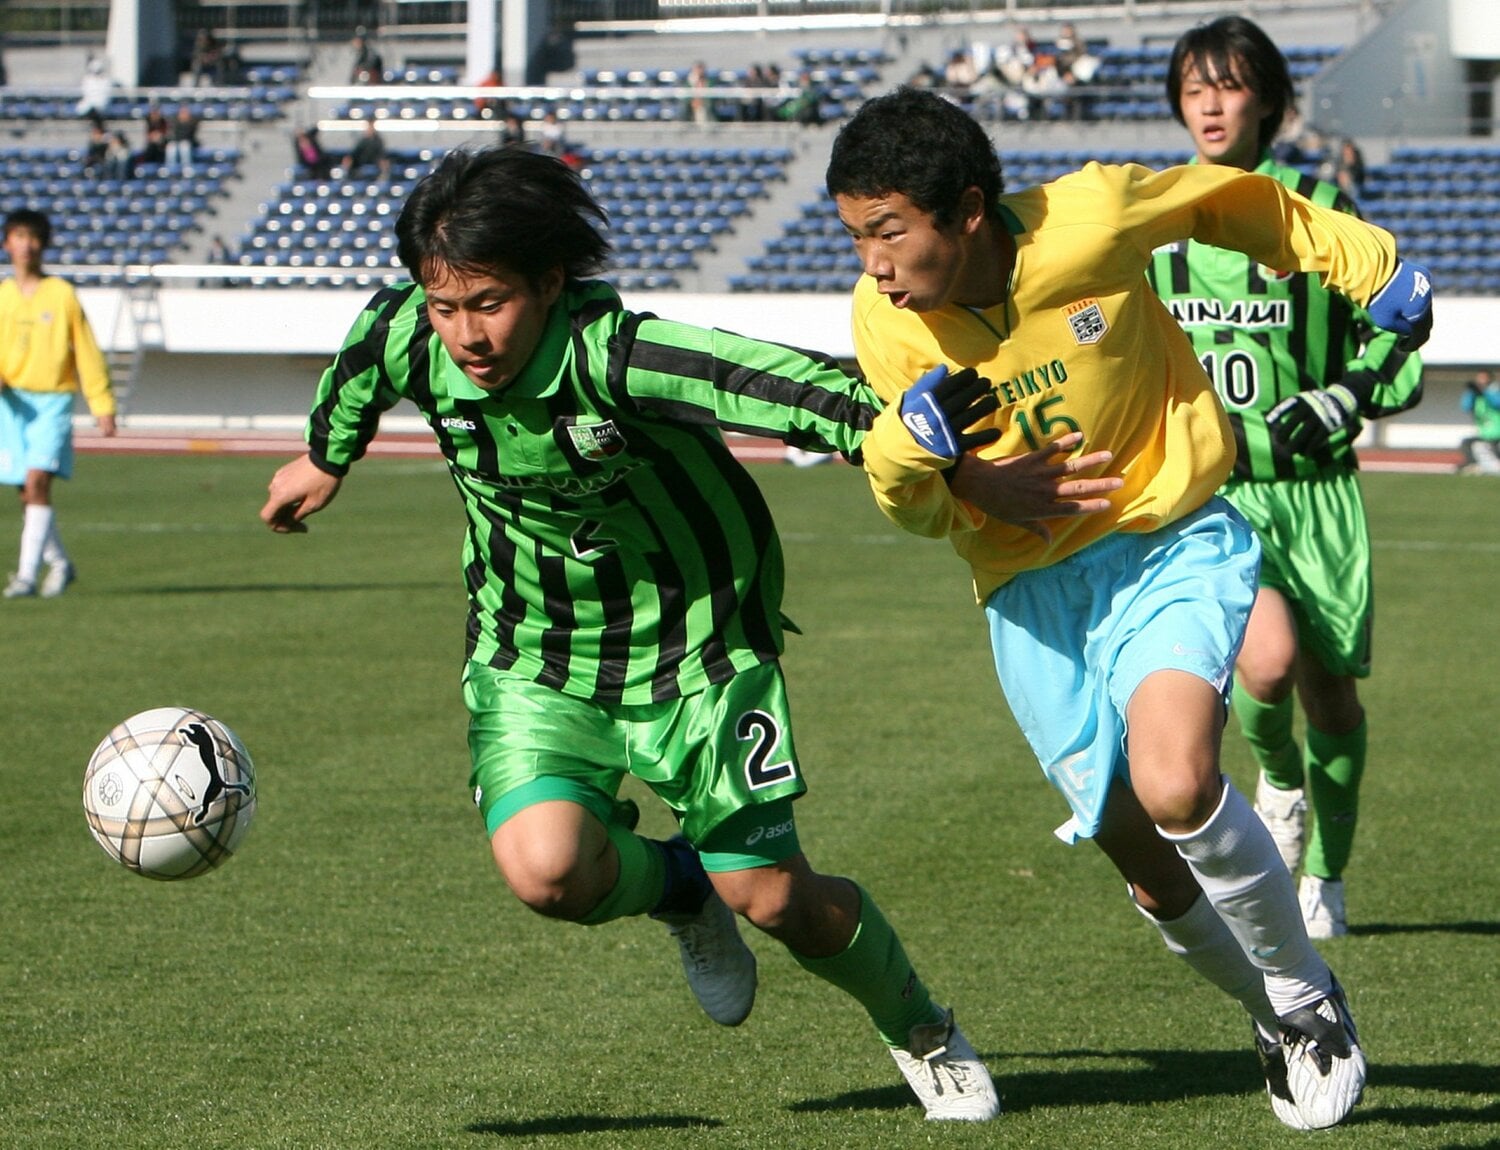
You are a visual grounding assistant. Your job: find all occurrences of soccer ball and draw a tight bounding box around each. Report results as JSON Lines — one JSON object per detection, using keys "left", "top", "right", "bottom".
{"left": 82, "top": 707, "right": 257, "bottom": 880}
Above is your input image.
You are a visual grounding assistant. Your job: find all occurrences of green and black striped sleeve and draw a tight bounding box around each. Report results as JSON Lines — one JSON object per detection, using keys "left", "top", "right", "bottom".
{"left": 305, "top": 285, "right": 423, "bottom": 475}
{"left": 608, "top": 314, "right": 880, "bottom": 459}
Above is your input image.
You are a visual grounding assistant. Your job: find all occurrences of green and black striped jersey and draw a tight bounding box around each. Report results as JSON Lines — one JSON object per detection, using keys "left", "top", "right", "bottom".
{"left": 305, "top": 278, "right": 878, "bottom": 704}
{"left": 1146, "top": 154, "right": 1423, "bottom": 481}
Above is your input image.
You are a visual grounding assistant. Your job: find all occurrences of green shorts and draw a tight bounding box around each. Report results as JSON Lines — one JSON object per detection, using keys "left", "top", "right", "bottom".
{"left": 1221, "top": 469, "right": 1373, "bottom": 678}
{"left": 464, "top": 659, "right": 809, "bottom": 849}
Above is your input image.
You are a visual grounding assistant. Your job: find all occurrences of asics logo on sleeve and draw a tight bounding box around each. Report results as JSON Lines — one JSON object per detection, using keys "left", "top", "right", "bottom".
{"left": 743, "top": 819, "right": 796, "bottom": 847}
{"left": 441, "top": 417, "right": 477, "bottom": 430}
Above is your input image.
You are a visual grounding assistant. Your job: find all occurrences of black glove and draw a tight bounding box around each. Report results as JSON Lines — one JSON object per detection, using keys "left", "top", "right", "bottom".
{"left": 1266, "top": 385, "right": 1361, "bottom": 455}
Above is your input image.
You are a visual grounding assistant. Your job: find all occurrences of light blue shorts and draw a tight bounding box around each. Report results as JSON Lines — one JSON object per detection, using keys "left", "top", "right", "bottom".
{"left": 984, "top": 498, "right": 1260, "bottom": 844}
{"left": 0, "top": 389, "right": 75, "bottom": 485}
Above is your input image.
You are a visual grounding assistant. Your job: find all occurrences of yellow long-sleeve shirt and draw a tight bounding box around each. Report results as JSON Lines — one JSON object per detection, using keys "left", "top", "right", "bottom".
{"left": 0, "top": 276, "right": 114, "bottom": 416}
{"left": 856, "top": 162, "right": 1398, "bottom": 602}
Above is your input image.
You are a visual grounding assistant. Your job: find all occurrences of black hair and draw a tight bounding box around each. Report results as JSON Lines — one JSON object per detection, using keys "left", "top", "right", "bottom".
{"left": 1168, "top": 16, "right": 1296, "bottom": 155}
{"left": 825, "top": 88, "right": 1004, "bottom": 228}
{"left": 395, "top": 146, "right": 610, "bottom": 287}
{"left": 3, "top": 207, "right": 51, "bottom": 247}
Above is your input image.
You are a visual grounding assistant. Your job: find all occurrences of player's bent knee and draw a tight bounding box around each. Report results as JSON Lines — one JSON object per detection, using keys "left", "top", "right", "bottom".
{"left": 1140, "top": 773, "right": 1223, "bottom": 836}
{"left": 711, "top": 863, "right": 801, "bottom": 933}
{"left": 492, "top": 821, "right": 606, "bottom": 920}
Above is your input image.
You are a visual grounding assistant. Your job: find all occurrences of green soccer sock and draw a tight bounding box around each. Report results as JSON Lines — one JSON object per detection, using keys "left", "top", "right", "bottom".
{"left": 1303, "top": 719, "right": 1367, "bottom": 881}
{"left": 1232, "top": 680, "right": 1304, "bottom": 791}
{"left": 578, "top": 823, "right": 667, "bottom": 925}
{"left": 789, "top": 885, "right": 941, "bottom": 1048}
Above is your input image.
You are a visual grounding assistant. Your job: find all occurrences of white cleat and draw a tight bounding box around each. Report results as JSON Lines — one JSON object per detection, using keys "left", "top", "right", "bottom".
{"left": 1300, "top": 874, "right": 1349, "bottom": 939}
{"left": 1254, "top": 773, "right": 1307, "bottom": 874}
{"left": 658, "top": 890, "right": 757, "bottom": 1027}
{"left": 3, "top": 573, "right": 35, "bottom": 599}
{"left": 1279, "top": 977, "right": 1366, "bottom": 1129}
{"left": 39, "top": 560, "right": 75, "bottom": 598}
{"left": 889, "top": 1008, "right": 1000, "bottom": 1121}
{"left": 1254, "top": 1021, "right": 1310, "bottom": 1130}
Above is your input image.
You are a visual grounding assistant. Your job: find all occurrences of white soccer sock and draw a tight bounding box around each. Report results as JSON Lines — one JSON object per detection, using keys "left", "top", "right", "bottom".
{"left": 1160, "top": 779, "right": 1331, "bottom": 1017}
{"left": 1132, "top": 886, "right": 1279, "bottom": 1034}
{"left": 41, "top": 515, "right": 68, "bottom": 566}
{"left": 17, "top": 504, "right": 53, "bottom": 585}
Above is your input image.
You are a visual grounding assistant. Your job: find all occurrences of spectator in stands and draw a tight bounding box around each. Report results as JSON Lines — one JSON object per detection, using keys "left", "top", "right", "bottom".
{"left": 777, "top": 69, "right": 825, "bottom": 127}
{"left": 994, "top": 26, "right": 1037, "bottom": 87}
{"left": 0, "top": 208, "right": 116, "bottom": 600}
{"left": 0, "top": 33, "right": 8, "bottom": 87}
{"left": 190, "top": 29, "right": 225, "bottom": 87}
{"left": 1020, "top": 48, "right": 1073, "bottom": 120}
{"left": 82, "top": 122, "right": 110, "bottom": 176}
{"left": 76, "top": 54, "right": 113, "bottom": 121}
{"left": 104, "top": 131, "right": 134, "bottom": 181}
{"left": 166, "top": 104, "right": 199, "bottom": 170}
{"left": 218, "top": 42, "right": 245, "bottom": 85}
{"left": 144, "top": 104, "right": 169, "bottom": 141}
{"left": 942, "top": 49, "right": 979, "bottom": 95}
{"left": 346, "top": 121, "right": 390, "bottom": 180}
{"left": 1276, "top": 120, "right": 1329, "bottom": 174}
{"left": 350, "top": 33, "right": 384, "bottom": 85}
{"left": 136, "top": 123, "right": 168, "bottom": 172}
{"left": 1153, "top": 14, "right": 1425, "bottom": 946}
{"left": 686, "top": 60, "right": 713, "bottom": 125}
{"left": 537, "top": 109, "right": 568, "bottom": 157}
{"left": 1459, "top": 369, "right": 1500, "bottom": 474}
{"left": 740, "top": 63, "right": 773, "bottom": 122}
{"left": 1052, "top": 21, "right": 1101, "bottom": 117}
{"left": 1332, "top": 137, "right": 1366, "bottom": 198}
{"left": 200, "top": 234, "right": 233, "bottom": 288}
{"left": 293, "top": 127, "right": 333, "bottom": 180}
{"left": 499, "top": 112, "right": 528, "bottom": 149}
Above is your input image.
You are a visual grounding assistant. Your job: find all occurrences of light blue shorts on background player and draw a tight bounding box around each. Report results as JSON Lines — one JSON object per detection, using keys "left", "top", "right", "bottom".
{"left": 984, "top": 497, "right": 1260, "bottom": 844}
{"left": 0, "top": 389, "right": 75, "bottom": 485}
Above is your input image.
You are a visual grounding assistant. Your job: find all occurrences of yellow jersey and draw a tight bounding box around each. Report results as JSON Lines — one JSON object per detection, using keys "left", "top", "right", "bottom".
{"left": 856, "top": 162, "right": 1398, "bottom": 601}
{"left": 0, "top": 276, "right": 114, "bottom": 416}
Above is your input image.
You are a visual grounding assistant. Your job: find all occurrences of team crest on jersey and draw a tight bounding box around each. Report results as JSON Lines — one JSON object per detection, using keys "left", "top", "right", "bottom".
{"left": 1064, "top": 299, "right": 1108, "bottom": 345}
{"left": 565, "top": 419, "right": 627, "bottom": 462}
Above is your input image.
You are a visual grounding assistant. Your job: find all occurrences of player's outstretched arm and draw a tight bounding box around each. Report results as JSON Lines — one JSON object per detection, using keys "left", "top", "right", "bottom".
{"left": 260, "top": 453, "right": 342, "bottom": 534}
{"left": 948, "top": 432, "right": 1122, "bottom": 542}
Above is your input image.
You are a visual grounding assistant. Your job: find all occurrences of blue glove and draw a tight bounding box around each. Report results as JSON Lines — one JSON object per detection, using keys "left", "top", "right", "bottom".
{"left": 1266, "top": 384, "right": 1361, "bottom": 456}
{"left": 1368, "top": 259, "right": 1433, "bottom": 350}
{"left": 898, "top": 365, "right": 1000, "bottom": 462}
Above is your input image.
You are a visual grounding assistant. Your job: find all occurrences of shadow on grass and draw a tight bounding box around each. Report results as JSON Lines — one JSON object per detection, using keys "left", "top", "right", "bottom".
{"left": 791, "top": 1049, "right": 1500, "bottom": 1126}
{"left": 1353, "top": 920, "right": 1500, "bottom": 937}
{"left": 792, "top": 1047, "right": 1255, "bottom": 1117}
{"left": 106, "top": 581, "right": 449, "bottom": 595}
{"left": 467, "top": 1114, "right": 723, "bottom": 1136}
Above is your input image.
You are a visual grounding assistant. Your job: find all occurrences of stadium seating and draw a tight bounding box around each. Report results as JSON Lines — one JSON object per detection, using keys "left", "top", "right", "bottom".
{"left": 1359, "top": 145, "right": 1500, "bottom": 294}
{"left": 334, "top": 48, "right": 887, "bottom": 127}
{"left": 230, "top": 144, "right": 793, "bottom": 291}
{"left": 0, "top": 79, "right": 298, "bottom": 124}
{"left": 0, "top": 145, "right": 241, "bottom": 284}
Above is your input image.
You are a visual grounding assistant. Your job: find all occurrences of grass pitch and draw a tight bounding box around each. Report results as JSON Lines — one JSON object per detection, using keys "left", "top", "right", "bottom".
{"left": 1, "top": 453, "right": 1496, "bottom": 1149}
